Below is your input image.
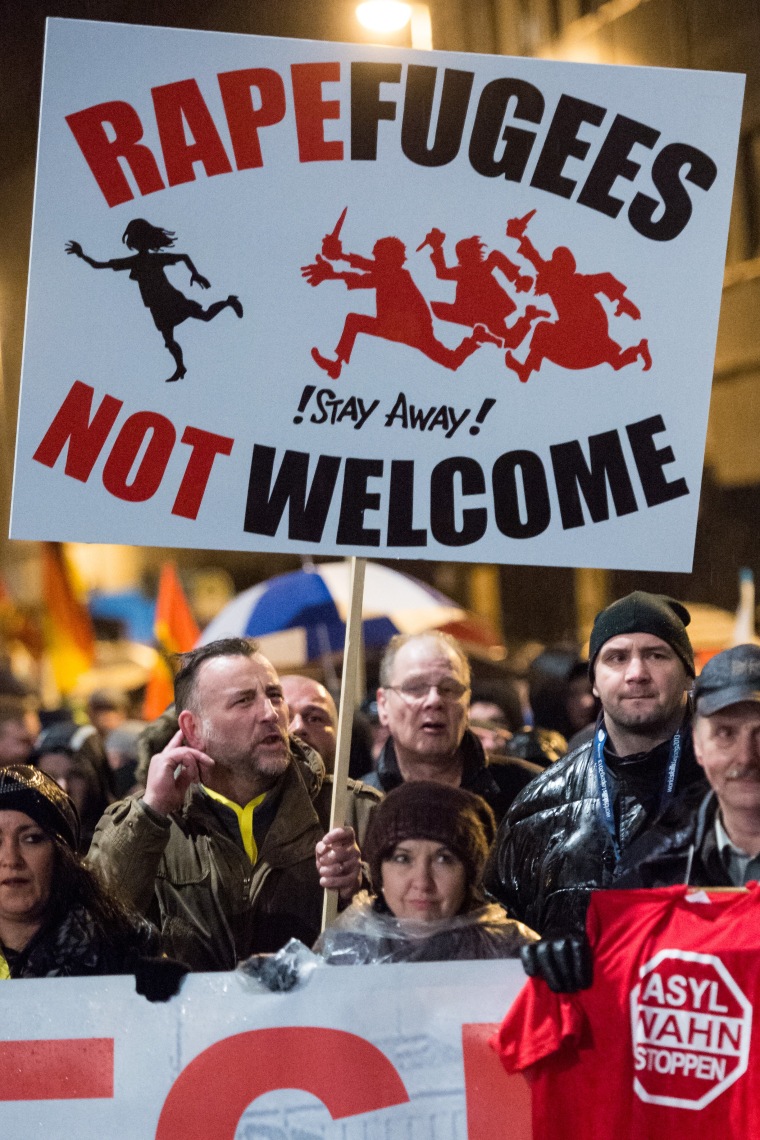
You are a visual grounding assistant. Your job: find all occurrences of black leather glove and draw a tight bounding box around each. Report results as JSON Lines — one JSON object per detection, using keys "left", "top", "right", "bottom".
{"left": 134, "top": 956, "right": 189, "bottom": 1002}
{"left": 520, "top": 936, "right": 593, "bottom": 993}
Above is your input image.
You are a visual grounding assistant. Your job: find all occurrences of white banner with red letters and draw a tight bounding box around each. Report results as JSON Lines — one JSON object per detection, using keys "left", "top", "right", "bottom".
{"left": 0, "top": 959, "right": 528, "bottom": 1139}
{"left": 11, "top": 18, "right": 743, "bottom": 569}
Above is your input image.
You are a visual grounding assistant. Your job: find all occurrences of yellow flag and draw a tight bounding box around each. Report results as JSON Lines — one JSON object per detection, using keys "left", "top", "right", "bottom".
{"left": 42, "top": 543, "right": 95, "bottom": 695}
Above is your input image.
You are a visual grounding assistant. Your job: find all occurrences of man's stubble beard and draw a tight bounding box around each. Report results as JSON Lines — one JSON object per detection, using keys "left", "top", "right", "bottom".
{"left": 200, "top": 718, "right": 290, "bottom": 782}
{"left": 605, "top": 697, "right": 685, "bottom": 743}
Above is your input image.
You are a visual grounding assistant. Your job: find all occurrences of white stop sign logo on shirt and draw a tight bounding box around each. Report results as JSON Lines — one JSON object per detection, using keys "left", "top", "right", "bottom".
{"left": 630, "top": 949, "right": 752, "bottom": 1110}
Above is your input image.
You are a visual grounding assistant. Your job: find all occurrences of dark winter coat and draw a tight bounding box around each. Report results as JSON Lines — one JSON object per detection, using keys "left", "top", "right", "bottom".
{"left": 363, "top": 729, "right": 541, "bottom": 826}
{"left": 483, "top": 717, "right": 705, "bottom": 938}
{"left": 614, "top": 787, "right": 734, "bottom": 889}
{"left": 2, "top": 904, "right": 158, "bottom": 979}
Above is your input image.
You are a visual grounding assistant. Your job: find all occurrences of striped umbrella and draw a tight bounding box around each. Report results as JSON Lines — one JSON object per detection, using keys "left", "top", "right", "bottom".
{"left": 199, "top": 561, "right": 469, "bottom": 667}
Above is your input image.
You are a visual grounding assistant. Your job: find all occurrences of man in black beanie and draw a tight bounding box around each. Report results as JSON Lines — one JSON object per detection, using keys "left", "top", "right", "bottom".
{"left": 484, "top": 591, "right": 706, "bottom": 944}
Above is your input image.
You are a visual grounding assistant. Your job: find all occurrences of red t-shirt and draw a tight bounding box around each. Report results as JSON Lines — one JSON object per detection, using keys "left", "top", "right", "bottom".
{"left": 493, "top": 885, "right": 760, "bottom": 1139}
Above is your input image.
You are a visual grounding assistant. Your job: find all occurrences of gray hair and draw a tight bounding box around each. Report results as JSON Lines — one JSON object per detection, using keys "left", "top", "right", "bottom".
{"left": 379, "top": 631, "right": 471, "bottom": 688}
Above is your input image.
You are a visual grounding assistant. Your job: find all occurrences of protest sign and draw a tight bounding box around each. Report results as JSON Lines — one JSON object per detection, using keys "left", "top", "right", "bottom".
{"left": 0, "top": 959, "right": 528, "bottom": 1139}
{"left": 11, "top": 18, "right": 743, "bottom": 569}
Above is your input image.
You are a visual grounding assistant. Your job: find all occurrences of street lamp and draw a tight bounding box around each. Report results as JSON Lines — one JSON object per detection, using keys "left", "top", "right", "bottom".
{"left": 356, "top": 2, "right": 412, "bottom": 35}
{"left": 356, "top": 2, "right": 433, "bottom": 50}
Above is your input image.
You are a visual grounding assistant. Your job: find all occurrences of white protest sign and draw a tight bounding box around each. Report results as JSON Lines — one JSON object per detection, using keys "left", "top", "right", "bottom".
{"left": 11, "top": 18, "right": 743, "bottom": 569}
{"left": 0, "top": 959, "right": 528, "bottom": 1139}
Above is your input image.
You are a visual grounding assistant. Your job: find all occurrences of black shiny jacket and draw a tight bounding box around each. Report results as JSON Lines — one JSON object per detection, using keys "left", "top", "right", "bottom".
{"left": 483, "top": 717, "right": 705, "bottom": 938}
{"left": 614, "top": 788, "right": 732, "bottom": 889}
{"left": 364, "top": 729, "right": 542, "bottom": 826}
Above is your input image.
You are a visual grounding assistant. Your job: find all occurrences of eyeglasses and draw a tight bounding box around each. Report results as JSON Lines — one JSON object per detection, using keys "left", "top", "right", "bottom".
{"left": 384, "top": 679, "right": 470, "bottom": 704}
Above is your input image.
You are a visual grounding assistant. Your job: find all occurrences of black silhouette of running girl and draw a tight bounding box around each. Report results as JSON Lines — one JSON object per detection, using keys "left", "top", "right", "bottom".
{"left": 66, "top": 219, "right": 243, "bottom": 382}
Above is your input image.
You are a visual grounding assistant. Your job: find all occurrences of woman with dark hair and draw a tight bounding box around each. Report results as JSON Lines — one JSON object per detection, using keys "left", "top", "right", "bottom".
{"left": 0, "top": 766, "right": 182, "bottom": 994}
{"left": 66, "top": 219, "right": 243, "bottom": 382}
{"left": 315, "top": 782, "right": 537, "bottom": 965}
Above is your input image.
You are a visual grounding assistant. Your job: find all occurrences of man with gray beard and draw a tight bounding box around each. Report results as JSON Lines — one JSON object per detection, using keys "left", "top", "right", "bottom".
{"left": 89, "top": 639, "right": 362, "bottom": 970}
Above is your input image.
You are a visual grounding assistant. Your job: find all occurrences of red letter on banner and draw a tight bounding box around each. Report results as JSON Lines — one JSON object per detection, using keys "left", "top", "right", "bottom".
{"left": 156, "top": 1027, "right": 408, "bottom": 1139}
{"left": 172, "top": 426, "right": 234, "bottom": 519}
{"left": 66, "top": 103, "right": 165, "bottom": 207}
{"left": 461, "top": 1023, "right": 532, "bottom": 1140}
{"left": 291, "top": 63, "right": 343, "bottom": 162}
{"left": 102, "top": 411, "right": 176, "bottom": 502}
{"left": 33, "top": 381, "right": 122, "bottom": 482}
{"left": 152, "top": 79, "right": 233, "bottom": 186}
{"left": 218, "top": 68, "right": 287, "bottom": 170}
{"left": 0, "top": 1038, "right": 113, "bottom": 1101}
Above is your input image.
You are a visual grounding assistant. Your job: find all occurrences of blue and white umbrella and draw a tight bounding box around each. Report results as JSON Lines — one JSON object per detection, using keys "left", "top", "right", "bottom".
{"left": 199, "top": 561, "right": 466, "bottom": 667}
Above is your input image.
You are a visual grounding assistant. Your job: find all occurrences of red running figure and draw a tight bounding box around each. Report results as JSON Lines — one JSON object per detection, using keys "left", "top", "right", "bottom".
{"left": 418, "top": 227, "right": 549, "bottom": 349}
{"left": 303, "top": 212, "right": 500, "bottom": 380}
{"left": 502, "top": 210, "right": 652, "bottom": 384}
{"left": 66, "top": 219, "right": 243, "bottom": 383}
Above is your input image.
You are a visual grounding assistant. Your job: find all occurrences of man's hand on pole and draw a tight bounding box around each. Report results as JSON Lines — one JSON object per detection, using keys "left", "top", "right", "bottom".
{"left": 316, "top": 826, "right": 362, "bottom": 902}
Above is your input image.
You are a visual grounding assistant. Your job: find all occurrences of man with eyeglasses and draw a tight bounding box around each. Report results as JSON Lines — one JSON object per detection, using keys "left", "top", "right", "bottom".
{"left": 365, "top": 632, "right": 541, "bottom": 825}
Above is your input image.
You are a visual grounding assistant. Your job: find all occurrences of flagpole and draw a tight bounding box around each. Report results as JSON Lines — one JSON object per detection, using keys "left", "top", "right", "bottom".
{"left": 321, "top": 555, "right": 366, "bottom": 932}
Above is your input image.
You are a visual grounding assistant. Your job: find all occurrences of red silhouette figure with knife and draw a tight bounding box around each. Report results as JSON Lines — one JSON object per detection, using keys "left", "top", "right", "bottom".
{"left": 502, "top": 209, "right": 652, "bottom": 384}
{"left": 303, "top": 209, "right": 500, "bottom": 380}
{"left": 417, "top": 227, "right": 549, "bottom": 348}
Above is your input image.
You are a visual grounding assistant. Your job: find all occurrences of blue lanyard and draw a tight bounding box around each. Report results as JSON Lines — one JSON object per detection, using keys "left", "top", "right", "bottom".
{"left": 593, "top": 724, "right": 683, "bottom": 864}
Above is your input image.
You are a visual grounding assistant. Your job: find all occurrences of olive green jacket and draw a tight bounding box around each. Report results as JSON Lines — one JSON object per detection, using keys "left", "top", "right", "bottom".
{"left": 88, "top": 740, "right": 380, "bottom": 971}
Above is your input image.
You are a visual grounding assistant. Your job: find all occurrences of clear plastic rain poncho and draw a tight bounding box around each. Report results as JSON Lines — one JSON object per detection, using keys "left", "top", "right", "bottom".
{"left": 313, "top": 891, "right": 539, "bottom": 966}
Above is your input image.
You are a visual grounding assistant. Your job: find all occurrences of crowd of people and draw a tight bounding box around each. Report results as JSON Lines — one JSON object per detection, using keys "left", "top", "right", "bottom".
{"left": 2, "top": 589, "right": 759, "bottom": 1005}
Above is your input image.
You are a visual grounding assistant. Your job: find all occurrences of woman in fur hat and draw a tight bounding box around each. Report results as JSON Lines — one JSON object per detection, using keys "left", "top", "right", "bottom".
{"left": 316, "top": 781, "right": 537, "bottom": 965}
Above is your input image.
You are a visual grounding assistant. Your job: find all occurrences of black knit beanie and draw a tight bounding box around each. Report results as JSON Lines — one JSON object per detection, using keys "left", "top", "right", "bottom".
{"left": 364, "top": 781, "right": 493, "bottom": 894}
{"left": 588, "top": 591, "right": 694, "bottom": 680}
{"left": 0, "top": 764, "right": 79, "bottom": 850}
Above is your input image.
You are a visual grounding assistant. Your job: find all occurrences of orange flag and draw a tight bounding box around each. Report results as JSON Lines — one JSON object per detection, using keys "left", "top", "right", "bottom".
{"left": 42, "top": 542, "right": 96, "bottom": 694}
{"left": 143, "top": 564, "right": 200, "bottom": 720}
{"left": 0, "top": 574, "right": 44, "bottom": 658}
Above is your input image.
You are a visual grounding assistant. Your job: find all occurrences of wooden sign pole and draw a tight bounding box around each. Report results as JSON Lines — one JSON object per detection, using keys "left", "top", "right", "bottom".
{"left": 321, "top": 555, "right": 367, "bottom": 932}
